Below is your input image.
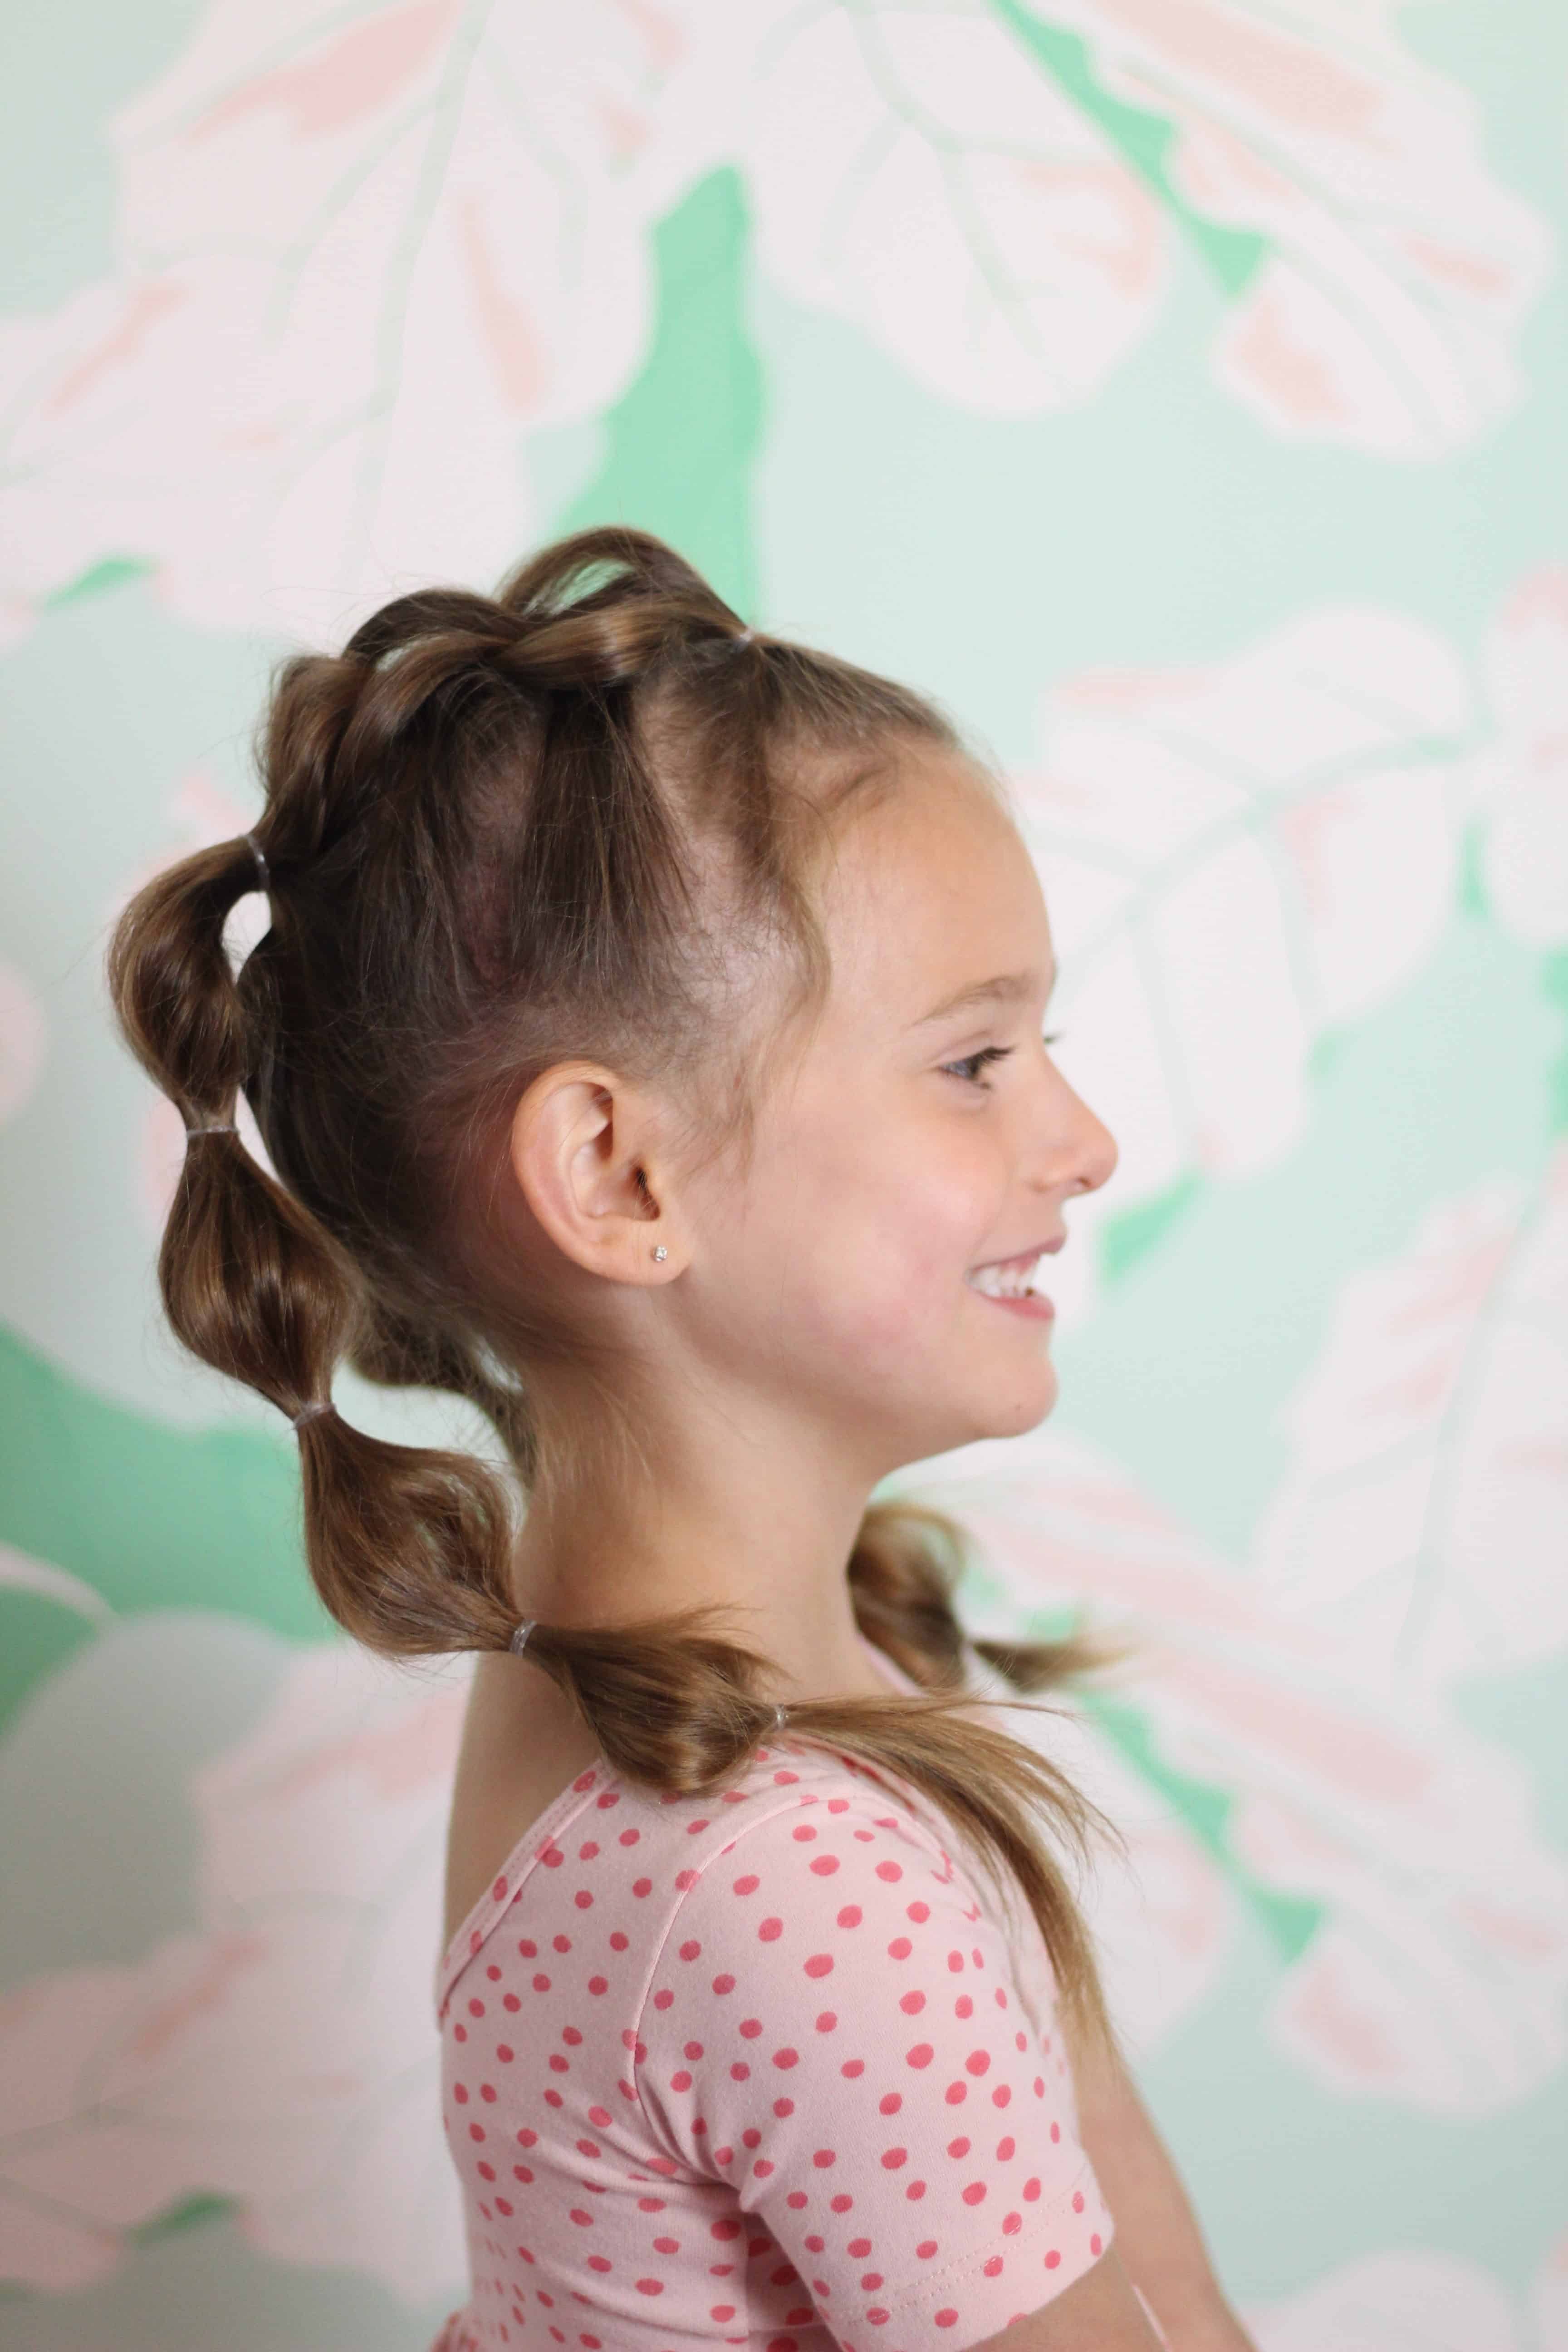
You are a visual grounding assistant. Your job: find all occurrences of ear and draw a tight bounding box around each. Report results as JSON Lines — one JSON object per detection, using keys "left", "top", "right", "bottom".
{"left": 507, "top": 1062, "right": 686, "bottom": 1284}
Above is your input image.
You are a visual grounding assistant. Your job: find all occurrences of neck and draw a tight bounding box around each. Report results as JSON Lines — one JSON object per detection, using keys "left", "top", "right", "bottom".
{"left": 510, "top": 1505, "right": 894, "bottom": 1705}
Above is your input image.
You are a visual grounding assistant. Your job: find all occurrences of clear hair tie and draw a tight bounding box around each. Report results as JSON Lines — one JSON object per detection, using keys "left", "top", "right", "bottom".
{"left": 734, "top": 627, "right": 755, "bottom": 645}
{"left": 291, "top": 1399, "right": 333, "bottom": 1429}
{"left": 187, "top": 1122, "right": 238, "bottom": 1136}
{"left": 502, "top": 1617, "right": 785, "bottom": 1731}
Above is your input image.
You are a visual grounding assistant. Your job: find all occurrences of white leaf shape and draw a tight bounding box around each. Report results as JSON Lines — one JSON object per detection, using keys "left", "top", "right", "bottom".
{"left": 898, "top": 1423, "right": 1568, "bottom": 2108}
{"left": 747, "top": 3, "right": 1170, "bottom": 417}
{"left": 1470, "top": 566, "right": 1568, "bottom": 947}
{"left": 0, "top": 1637, "right": 471, "bottom": 2298}
{"left": 1242, "top": 2247, "right": 1520, "bottom": 2352}
{"left": 0, "top": 0, "right": 725, "bottom": 642}
{"left": 1243, "top": 2229, "right": 1568, "bottom": 2352}
{"left": 1008, "top": 604, "right": 1472, "bottom": 1198}
{"left": 1222, "top": 1679, "right": 1567, "bottom": 2108}
{"left": 1081, "top": 0, "right": 1552, "bottom": 456}
{"left": 747, "top": 0, "right": 1552, "bottom": 449}
{"left": 0, "top": 1965, "right": 201, "bottom": 2289}
{"left": 1255, "top": 1147, "right": 1568, "bottom": 1685}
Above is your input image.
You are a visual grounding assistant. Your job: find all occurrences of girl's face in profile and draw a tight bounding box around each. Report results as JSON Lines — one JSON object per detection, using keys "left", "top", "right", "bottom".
{"left": 673, "top": 744, "right": 1120, "bottom": 1481}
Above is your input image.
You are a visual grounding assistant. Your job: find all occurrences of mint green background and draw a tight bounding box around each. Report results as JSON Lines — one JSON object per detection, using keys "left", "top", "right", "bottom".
{"left": 2, "top": 1, "right": 1565, "bottom": 2344}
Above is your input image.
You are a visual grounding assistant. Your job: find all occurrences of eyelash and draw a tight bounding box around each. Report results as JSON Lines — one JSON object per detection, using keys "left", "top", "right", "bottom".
{"left": 944, "top": 1032, "right": 1064, "bottom": 1088}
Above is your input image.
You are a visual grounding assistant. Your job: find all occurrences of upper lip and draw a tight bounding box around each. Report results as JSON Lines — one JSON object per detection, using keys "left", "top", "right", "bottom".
{"left": 968, "top": 1235, "right": 1066, "bottom": 1273}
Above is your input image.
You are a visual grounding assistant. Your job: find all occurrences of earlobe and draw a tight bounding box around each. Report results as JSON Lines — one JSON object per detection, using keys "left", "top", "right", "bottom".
{"left": 507, "top": 1063, "right": 681, "bottom": 1283}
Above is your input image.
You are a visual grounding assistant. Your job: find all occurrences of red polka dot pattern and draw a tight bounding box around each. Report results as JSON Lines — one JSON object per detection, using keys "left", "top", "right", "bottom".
{"left": 430, "top": 1665, "right": 1114, "bottom": 2351}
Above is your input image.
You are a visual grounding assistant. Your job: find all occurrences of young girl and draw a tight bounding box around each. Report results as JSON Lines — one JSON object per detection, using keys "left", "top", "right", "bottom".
{"left": 108, "top": 528, "right": 1254, "bottom": 2352}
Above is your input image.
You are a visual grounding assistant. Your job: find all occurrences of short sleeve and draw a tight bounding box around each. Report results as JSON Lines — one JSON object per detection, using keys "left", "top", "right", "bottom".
{"left": 635, "top": 1785, "right": 1115, "bottom": 2348}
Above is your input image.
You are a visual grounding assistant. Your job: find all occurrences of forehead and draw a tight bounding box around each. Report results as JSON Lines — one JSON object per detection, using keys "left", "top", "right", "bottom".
{"left": 816, "top": 746, "right": 1051, "bottom": 1015}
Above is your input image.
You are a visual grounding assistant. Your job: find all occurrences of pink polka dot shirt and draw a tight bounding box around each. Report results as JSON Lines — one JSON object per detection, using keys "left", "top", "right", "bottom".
{"left": 430, "top": 1637, "right": 1114, "bottom": 2351}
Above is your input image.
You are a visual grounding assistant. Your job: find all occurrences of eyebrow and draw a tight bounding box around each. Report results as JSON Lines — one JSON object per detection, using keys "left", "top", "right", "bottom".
{"left": 909, "top": 967, "right": 1055, "bottom": 1028}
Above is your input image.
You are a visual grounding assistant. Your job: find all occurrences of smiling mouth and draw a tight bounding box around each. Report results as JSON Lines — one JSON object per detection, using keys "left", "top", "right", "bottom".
{"left": 964, "top": 1249, "right": 1048, "bottom": 1301}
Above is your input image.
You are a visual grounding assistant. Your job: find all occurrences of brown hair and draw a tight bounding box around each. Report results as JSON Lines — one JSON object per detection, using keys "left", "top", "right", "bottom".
{"left": 106, "top": 525, "right": 1134, "bottom": 2066}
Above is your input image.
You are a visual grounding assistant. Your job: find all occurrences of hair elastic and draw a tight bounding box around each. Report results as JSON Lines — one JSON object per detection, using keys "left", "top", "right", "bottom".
{"left": 246, "top": 833, "right": 270, "bottom": 891}
{"left": 735, "top": 627, "right": 755, "bottom": 645}
{"left": 187, "top": 1122, "right": 238, "bottom": 1136}
{"left": 772, "top": 1703, "right": 789, "bottom": 1730}
{"left": 509, "top": 1619, "right": 538, "bottom": 1655}
{"left": 291, "top": 1399, "right": 333, "bottom": 1430}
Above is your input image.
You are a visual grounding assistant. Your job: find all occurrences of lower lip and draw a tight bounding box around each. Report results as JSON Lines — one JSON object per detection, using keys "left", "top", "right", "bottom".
{"left": 969, "top": 1288, "right": 1056, "bottom": 1320}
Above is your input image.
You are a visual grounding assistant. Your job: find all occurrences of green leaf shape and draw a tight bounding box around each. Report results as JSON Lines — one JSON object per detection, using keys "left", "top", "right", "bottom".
{"left": 129, "top": 2193, "right": 240, "bottom": 2248}
{"left": 1455, "top": 811, "right": 1490, "bottom": 922}
{"left": 1099, "top": 1171, "right": 1204, "bottom": 1284}
{"left": 989, "top": 0, "right": 1272, "bottom": 300}
{"left": 42, "top": 554, "right": 157, "bottom": 608}
{"left": 0, "top": 1321, "right": 331, "bottom": 1736}
{"left": 559, "top": 165, "right": 762, "bottom": 619}
{"left": 0, "top": 1588, "right": 97, "bottom": 1740}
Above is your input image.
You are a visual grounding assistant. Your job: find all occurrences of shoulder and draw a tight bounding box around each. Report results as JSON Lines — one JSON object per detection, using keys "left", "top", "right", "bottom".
{"left": 648, "top": 1735, "right": 1004, "bottom": 1989}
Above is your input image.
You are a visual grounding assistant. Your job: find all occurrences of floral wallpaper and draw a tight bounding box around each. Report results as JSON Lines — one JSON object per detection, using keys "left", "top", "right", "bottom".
{"left": 0, "top": 3, "right": 1564, "bottom": 2346}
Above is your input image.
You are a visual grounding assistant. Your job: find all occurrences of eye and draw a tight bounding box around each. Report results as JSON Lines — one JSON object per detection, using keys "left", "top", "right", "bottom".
{"left": 942, "top": 1032, "right": 1065, "bottom": 1088}
{"left": 943, "top": 1045, "right": 1014, "bottom": 1087}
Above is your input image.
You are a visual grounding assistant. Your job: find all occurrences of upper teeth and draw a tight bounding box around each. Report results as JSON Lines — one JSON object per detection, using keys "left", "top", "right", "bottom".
{"left": 966, "top": 1254, "right": 1044, "bottom": 1299}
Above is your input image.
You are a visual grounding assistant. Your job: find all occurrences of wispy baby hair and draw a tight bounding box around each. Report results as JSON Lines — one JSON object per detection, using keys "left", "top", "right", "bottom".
{"left": 106, "top": 525, "right": 1132, "bottom": 2063}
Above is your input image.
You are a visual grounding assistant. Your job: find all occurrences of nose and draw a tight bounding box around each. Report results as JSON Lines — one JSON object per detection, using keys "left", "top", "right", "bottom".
{"left": 1034, "top": 1060, "right": 1118, "bottom": 1203}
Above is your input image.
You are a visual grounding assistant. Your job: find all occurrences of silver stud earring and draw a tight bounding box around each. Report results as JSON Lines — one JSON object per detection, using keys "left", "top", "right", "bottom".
{"left": 652, "top": 1245, "right": 667, "bottom": 1262}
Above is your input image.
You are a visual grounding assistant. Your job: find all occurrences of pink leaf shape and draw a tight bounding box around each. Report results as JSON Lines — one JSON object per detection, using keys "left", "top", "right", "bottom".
{"left": 0, "top": 1633, "right": 471, "bottom": 2296}
{"left": 900, "top": 1420, "right": 1568, "bottom": 2108}
{"left": 1258, "top": 1152, "right": 1568, "bottom": 1683}
{"left": 186, "top": 0, "right": 464, "bottom": 147}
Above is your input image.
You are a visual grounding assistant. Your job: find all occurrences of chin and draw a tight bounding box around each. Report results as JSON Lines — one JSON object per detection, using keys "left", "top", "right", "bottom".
{"left": 983, "top": 1360, "right": 1059, "bottom": 1439}
{"left": 912, "top": 1363, "right": 1058, "bottom": 1462}
{"left": 1006, "top": 1373, "right": 1053, "bottom": 1421}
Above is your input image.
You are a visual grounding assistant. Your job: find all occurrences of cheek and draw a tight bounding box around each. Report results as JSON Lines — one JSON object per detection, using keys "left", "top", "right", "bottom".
{"left": 790, "top": 1156, "right": 994, "bottom": 1354}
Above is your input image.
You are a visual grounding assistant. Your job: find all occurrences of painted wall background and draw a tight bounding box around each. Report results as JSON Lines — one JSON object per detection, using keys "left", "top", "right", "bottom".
{"left": 1, "top": 2, "right": 1565, "bottom": 2345}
